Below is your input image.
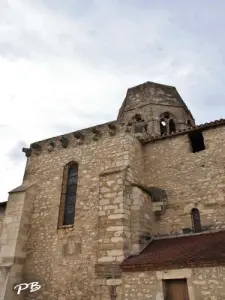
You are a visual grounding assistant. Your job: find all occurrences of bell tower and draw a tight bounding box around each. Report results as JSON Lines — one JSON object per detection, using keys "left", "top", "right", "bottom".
{"left": 117, "top": 81, "right": 195, "bottom": 136}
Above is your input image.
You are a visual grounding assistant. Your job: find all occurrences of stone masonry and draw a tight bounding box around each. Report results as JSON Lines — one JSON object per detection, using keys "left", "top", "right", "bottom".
{"left": 0, "top": 81, "right": 225, "bottom": 299}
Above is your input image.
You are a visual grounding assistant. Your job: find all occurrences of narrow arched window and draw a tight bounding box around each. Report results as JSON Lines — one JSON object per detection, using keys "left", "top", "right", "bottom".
{"left": 191, "top": 208, "right": 201, "bottom": 233}
{"left": 58, "top": 161, "right": 78, "bottom": 227}
{"left": 169, "top": 119, "right": 176, "bottom": 133}
{"left": 160, "top": 119, "right": 167, "bottom": 135}
{"left": 160, "top": 112, "right": 176, "bottom": 135}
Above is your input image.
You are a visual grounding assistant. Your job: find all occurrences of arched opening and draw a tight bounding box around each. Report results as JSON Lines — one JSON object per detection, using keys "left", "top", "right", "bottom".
{"left": 58, "top": 161, "right": 78, "bottom": 227}
{"left": 159, "top": 112, "right": 177, "bottom": 135}
{"left": 169, "top": 119, "right": 176, "bottom": 133}
{"left": 160, "top": 119, "right": 167, "bottom": 135}
{"left": 191, "top": 208, "right": 201, "bottom": 233}
{"left": 187, "top": 120, "right": 192, "bottom": 127}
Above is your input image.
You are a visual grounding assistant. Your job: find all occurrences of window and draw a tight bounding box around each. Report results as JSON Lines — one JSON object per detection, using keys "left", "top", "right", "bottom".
{"left": 191, "top": 208, "right": 201, "bottom": 233}
{"left": 160, "top": 112, "right": 176, "bottom": 135}
{"left": 160, "top": 119, "right": 167, "bottom": 135}
{"left": 187, "top": 120, "right": 192, "bottom": 127}
{"left": 188, "top": 131, "right": 205, "bottom": 153}
{"left": 58, "top": 161, "right": 78, "bottom": 227}
{"left": 169, "top": 119, "right": 176, "bottom": 133}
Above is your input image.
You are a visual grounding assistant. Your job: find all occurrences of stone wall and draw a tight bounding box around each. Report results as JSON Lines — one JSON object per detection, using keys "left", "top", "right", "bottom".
{"left": 122, "top": 267, "right": 225, "bottom": 300}
{"left": 97, "top": 167, "right": 129, "bottom": 265}
{"left": 0, "top": 215, "right": 5, "bottom": 237}
{"left": 0, "top": 184, "right": 34, "bottom": 300}
{"left": 20, "top": 130, "right": 146, "bottom": 300}
{"left": 129, "top": 186, "right": 152, "bottom": 253}
{"left": 95, "top": 135, "right": 148, "bottom": 299}
{"left": 143, "top": 125, "right": 225, "bottom": 235}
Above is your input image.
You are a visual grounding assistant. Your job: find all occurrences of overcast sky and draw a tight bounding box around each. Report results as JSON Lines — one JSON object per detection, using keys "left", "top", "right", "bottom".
{"left": 1, "top": 0, "right": 225, "bottom": 202}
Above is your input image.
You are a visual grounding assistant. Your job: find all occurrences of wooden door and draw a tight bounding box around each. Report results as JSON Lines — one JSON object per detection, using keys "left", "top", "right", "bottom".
{"left": 164, "top": 279, "right": 190, "bottom": 300}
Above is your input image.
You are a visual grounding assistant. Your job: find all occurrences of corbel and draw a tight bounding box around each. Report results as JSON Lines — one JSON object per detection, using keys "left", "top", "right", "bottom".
{"left": 92, "top": 127, "right": 101, "bottom": 141}
{"left": 59, "top": 136, "right": 69, "bottom": 148}
{"left": 22, "top": 148, "right": 32, "bottom": 157}
{"left": 47, "top": 141, "right": 56, "bottom": 152}
{"left": 108, "top": 123, "right": 116, "bottom": 136}
{"left": 125, "top": 122, "right": 133, "bottom": 133}
{"left": 31, "top": 143, "right": 41, "bottom": 155}
{"left": 73, "top": 132, "right": 85, "bottom": 144}
{"left": 31, "top": 143, "right": 41, "bottom": 151}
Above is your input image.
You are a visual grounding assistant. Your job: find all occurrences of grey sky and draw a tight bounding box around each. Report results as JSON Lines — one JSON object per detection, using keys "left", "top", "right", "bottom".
{"left": 1, "top": 0, "right": 225, "bottom": 201}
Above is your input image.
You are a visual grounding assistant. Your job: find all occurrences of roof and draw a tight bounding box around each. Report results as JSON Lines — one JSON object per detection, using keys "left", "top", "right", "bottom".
{"left": 8, "top": 182, "right": 35, "bottom": 194}
{"left": 120, "top": 230, "right": 225, "bottom": 272}
{"left": 141, "top": 118, "right": 225, "bottom": 144}
{"left": 117, "top": 81, "right": 194, "bottom": 120}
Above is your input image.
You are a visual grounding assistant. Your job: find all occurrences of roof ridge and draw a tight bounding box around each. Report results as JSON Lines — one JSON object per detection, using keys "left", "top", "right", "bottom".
{"left": 152, "top": 229, "right": 225, "bottom": 241}
{"left": 121, "top": 229, "right": 225, "bottom": 271}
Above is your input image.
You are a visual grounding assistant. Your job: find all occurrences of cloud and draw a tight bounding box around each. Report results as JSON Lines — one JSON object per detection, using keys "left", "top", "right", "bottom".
{"left": 1, "top": 0, "right": 225, "bottom": 201}
{"left": 7, "top": 140, "right": 26, "bottom": 164}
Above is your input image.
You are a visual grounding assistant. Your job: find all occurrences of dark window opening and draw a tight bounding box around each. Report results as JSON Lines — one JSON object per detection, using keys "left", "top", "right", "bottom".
{"left": 191, "top": 208, "right": 201, "bottom": 233}
{"left": 58, "top": 161, "right": 78, "bottom": 227}
{"left": 187, "top": 120, "right": 192, "bottom": 127}
{"left": 0, "top": 202, "right": 7, "bottom": 215}
{"left": 63, "top": 164, "right": 77, "bottom": 225}
{"left": 160, "top": 119, "right": 167, "bottom": 135}
{"left": 188, "top": 131, "right": 205, "bottom": 153}
{"left": 169, "top": 119, "right": 176, "bottom": 133}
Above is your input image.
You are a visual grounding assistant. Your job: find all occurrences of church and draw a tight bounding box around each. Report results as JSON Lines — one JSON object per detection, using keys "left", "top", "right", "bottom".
{"left": 1, "top": 81, "right": 225, "bottom": 300}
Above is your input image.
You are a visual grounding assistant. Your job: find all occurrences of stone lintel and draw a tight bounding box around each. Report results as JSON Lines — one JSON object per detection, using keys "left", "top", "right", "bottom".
{"left": 106, "top": 279, "right": 122, "bottom": 286}
{"left": 156, "top": 268, "right": 192, "bottom": 279}
{"left": 98, "top": 256, "right": 116, "bottom": 263}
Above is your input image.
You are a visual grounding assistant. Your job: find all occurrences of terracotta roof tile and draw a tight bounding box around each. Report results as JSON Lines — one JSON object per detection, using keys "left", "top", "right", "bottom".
{"left": 121, "top": 231, "right": 225, "bottom": 271}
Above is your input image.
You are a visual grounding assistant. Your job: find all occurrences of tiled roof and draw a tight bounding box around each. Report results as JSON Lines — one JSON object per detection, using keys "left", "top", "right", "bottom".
{"left": 120, "top": 231, "right": 225, "bottom": 272}
{"left": 141, "top": 118, "right": 225, "bottom": 144}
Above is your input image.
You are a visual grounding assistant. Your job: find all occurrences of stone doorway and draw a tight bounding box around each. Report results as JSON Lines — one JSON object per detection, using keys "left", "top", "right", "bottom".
{"left": 163, "top": 279, "right": 190, "bottom": 300}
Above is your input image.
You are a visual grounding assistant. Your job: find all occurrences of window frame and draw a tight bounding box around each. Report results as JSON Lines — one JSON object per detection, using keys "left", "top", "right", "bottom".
{"left": 191, "top": 208, "right": 201, "bottom": 233}
{"left": 58, "top": 161, "right": 78, "bottom": 228}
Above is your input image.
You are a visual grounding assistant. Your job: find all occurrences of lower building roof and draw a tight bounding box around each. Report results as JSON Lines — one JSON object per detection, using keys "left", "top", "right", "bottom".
{"left": 120, "top": 230, "right": 225, "bottom": 272}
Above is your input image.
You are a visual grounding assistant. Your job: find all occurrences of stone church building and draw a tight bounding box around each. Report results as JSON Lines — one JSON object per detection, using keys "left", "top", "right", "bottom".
{"left": 1, "top": 81, "right": 225, "bottom": 300}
